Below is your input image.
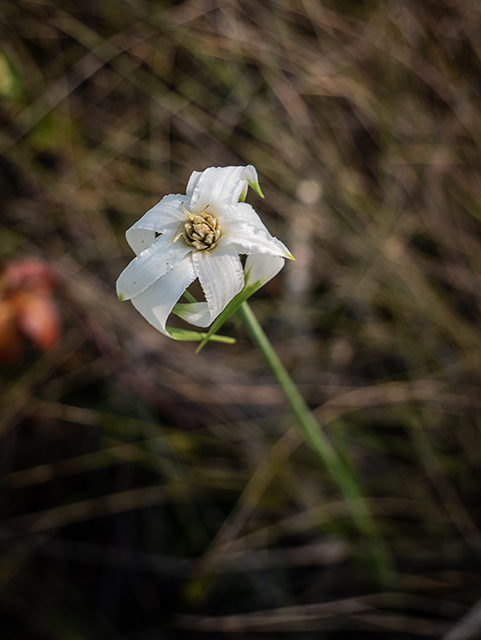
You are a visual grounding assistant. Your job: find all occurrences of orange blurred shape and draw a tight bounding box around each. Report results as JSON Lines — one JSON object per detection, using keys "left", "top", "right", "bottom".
{"left": 0, "top": 258, "right": 61, "bottom": 364}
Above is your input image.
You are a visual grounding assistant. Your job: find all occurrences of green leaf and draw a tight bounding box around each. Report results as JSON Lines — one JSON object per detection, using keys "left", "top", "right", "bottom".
{"left": 182, "top": 290, "right": 197, "bottom": 303}
{"left": 165, "top": 326, "right": 236, "bottom": 344}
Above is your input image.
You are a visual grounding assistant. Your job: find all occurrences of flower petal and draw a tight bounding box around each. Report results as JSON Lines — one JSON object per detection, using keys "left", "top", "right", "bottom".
{"left": 117, "top": 230, "right": 191, "bottom": 301}
{"left": 245, "top": 254, "right": 285, "bottom": 288}
{"left": 126, "top": 194, "right": 186, "bottom": 255}
{"left": 192, "top": 246, "right": 244, "bottom": 325}
{"left": 185, "top": 170, "right": 202, "bottom": 201}
{"left": 174, "top": 256, "right": 285, "bottom": 329}
{"left": 221, "top": 221, "right": 292, "bottom": 259}
{"left": 184, "top": 166, "right": 259, "bottom": 216}
{"left": 173, "top": 301, "right": 211, "bottom": 327}
{"left": 127, "top": 229, "right": 156, "bottom": 257}
{"left": 222, "top": 202, "right": 265, "bottom": 226}
{"left": 130, "top": 255, "right": 196, "bottom": 336}
{"left": 221, "top": 203, "right": 293, "bottom": 259}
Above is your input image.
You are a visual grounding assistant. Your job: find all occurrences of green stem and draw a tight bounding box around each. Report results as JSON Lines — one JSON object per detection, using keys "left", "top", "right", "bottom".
{"left": 238, "top": 301, "right": 392, "bottom": 581}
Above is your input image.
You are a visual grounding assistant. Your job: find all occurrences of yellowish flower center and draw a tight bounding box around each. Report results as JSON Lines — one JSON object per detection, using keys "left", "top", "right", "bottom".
{"left": 181, "top": 205, "right": 221, "bottom": 251}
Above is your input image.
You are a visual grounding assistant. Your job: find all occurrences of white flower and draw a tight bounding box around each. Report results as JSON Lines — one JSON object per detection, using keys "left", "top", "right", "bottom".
{"left": 116, "top": 165, "right": 293, "bottom": 337}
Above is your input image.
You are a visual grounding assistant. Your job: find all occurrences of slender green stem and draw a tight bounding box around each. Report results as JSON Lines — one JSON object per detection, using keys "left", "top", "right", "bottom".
{"left": 238, "top": 301, "right": 392, "bottom": 581}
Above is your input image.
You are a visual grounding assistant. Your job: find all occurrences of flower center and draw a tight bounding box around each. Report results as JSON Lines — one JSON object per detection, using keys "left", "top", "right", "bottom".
{"left": 182, "top": 206, "right": 221, "bottom": 251}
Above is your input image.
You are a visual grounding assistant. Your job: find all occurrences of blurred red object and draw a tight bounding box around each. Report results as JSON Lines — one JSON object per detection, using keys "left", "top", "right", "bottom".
{"left": 0, "top": 258, "right": 61, "bottom": 364}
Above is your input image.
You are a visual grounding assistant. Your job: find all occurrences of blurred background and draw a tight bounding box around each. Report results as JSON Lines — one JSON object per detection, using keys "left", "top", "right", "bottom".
{"left": 1, "top": 0, "right": 481, "bottom": 637}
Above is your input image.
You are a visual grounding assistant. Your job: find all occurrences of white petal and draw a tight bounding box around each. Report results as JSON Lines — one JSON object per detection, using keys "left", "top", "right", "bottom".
{"left": 185, "top": 170, "right": 202, "bottom": 201}
{"left": 130, "top": 255, "right": 196, "bottom": 336}
{"left": 221, "top": 203, "right": 293, "bottom": 259}
{"left": 127, "top": 229, "right": 156, "bottom": 257}
{"left": 193, "top": 247, "right": 244, "bottom": 324}
{"left": 184, "top": 166, "right": 258, "bottom": 217}
{"left": 222, "top": 202, "right": 265, "bottom": 226}
{"left": 126, "top": 194, "right": 186, "bottom": 255}
{"left": 117, "top": 230, "right": 191, "bottom": 301}
{"left": 245, "top": 254, "right": 285, "bottom": 288}
{"left": 173, "top": 301, "right": 211, "bottom": 327}
{"left": 221, "top": 219, "right": 292, "bottom": 259}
